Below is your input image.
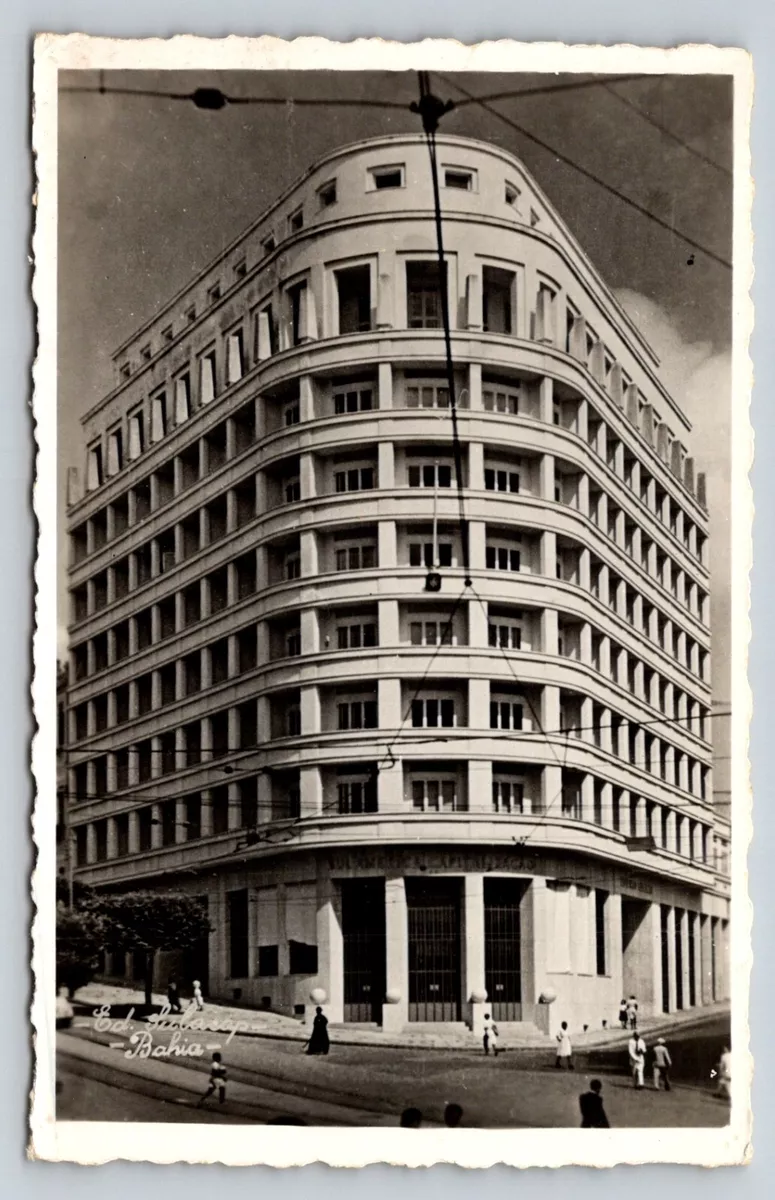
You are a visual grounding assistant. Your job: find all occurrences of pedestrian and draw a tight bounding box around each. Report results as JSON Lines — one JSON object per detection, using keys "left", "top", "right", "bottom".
{"left": 197, "top": 1051, "right": 227, "bottom": 1106}
{"left": 400, "top": 1107, "right": 422, "bottom": 1128}
{"left": 482, "top": 1012, "right": 499, "bottom": 1057}
{"left": 166, "top": 978, "right": 182, "bottom": 1015}
{"left": 190, "top": 979, "right": 204, "bottom": 1012}
{"left": 444, "top": 1103, "right": 463, "bottom": 1128}
{"left": 652, "top": 1037, "right": 672, "bottom": 1091}
{"left": 618, "top": 999, "right": 628, "bottom": 1030}
{"left": 305, "top": 1005, "right": 330, "bottom": 1056}
{"left": 715, "top": 1046, "right": 732, "bottom": 1101}
{"left": 628, "top": 1032, "right": 647, "bottom": 1088}
{"left": 579, "top": 1079, "right": 610, "bottom": 1128}
{"left": 555, "top": 1021, "right": 574, "bottom": 1069}
{"left": 626, "top": 995, "right": 639, "bottom": 1030}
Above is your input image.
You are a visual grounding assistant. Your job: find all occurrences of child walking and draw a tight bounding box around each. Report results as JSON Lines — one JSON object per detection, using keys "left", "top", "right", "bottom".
{"left": 198, "top": 1051, "right": 227, "bottom": 1106}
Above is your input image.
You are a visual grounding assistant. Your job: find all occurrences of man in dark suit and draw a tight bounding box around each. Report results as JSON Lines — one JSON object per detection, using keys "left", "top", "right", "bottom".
{"left": 579, "top": 1079, "right": 610, "bottom": 1128}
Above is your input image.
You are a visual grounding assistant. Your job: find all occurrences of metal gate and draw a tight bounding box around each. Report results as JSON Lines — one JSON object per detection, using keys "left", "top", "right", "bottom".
{"left": 407, "top": 878, "right": 461, "bottom": 1022}
{"left": 484, "top": 879, "right": 523, "bottom": 1021}
{"left": 342, "top": 878, "right": 385, "bottom": 1023}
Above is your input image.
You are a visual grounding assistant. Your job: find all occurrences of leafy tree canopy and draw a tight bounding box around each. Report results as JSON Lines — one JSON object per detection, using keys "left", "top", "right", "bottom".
{"left": 95, "top": 891, "right": 212, "bottom": 952}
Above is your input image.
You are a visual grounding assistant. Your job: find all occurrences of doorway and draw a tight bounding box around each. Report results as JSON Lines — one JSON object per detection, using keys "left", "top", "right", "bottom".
{"left": 407, "top": 877, "right": 461, "bottom": 1021}
{"left": 484, "top": 878, "right": 525, "bottom": 1021}
{"left": 342, "top": 878, "right": 386, "bottom": 1023}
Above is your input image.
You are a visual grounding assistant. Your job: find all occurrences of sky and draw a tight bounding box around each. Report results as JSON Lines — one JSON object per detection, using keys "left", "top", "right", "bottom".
{"left": 56, "top": 69, "right": 734, "bottom": 792}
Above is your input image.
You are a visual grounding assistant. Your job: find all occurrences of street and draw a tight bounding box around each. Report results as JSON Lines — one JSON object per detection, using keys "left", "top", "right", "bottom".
{"left": 56, "top": 1012, "right": 731, "bottom": 1128}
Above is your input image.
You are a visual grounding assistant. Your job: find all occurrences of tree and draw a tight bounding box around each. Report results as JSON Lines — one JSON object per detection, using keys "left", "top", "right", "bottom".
{"left": 56, "top": 901, "right": 106, "bottom": 998}
{"left": 96, "top": 891, "right": 212, "bottom": 1010}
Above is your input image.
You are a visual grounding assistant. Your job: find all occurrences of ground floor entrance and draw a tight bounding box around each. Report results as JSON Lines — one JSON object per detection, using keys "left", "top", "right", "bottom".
{"left": 342, "top": 878, "right": 386, "bottom": 1023}
{"left": 406, "top": 877, "right": 461, "bottom": 1022}
{"left": 484, "top": 878, "right": 524, "bottom": 1022}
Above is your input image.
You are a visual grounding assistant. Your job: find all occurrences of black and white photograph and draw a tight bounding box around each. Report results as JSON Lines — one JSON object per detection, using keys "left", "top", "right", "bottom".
{"left": 30, "top": 35, "right": 752, "bottom": 1166}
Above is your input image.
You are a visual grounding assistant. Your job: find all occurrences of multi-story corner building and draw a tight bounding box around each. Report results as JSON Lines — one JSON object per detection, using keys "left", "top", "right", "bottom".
{"left": 64, "top": 133, "right": 730, "bottom": 1033}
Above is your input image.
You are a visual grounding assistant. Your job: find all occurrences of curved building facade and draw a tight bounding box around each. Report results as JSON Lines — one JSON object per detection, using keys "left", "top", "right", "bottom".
{"left": 65, "top": 134, "right": 730, "bottom": 1033}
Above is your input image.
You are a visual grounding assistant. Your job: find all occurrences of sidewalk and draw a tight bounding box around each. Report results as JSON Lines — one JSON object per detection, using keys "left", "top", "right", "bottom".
{"left": 73, "top": 982, "right": 729, "bottom": 1052}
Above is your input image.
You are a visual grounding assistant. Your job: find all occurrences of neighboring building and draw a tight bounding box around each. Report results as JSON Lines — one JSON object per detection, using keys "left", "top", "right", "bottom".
{"left": 64, "top": 134, "right": 729, "bottom": 1031}
{"left": 56, "top": 662, "right": 70, "bottom": 882}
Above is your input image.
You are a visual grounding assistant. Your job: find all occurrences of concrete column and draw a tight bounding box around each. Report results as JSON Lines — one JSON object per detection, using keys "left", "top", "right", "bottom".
{"left": 227, "top": 633, "right": 240, "bottom": 678}
{"left": 465, "top": 271, "right": 482, "bottom": 330}
{"left": 383, "top": 876, "right": 409, "bottom": 1032}
{"left": 300, "top": 608, "right": 320, "bottom": 655}
{"left": 700, "top": 915, "right": 714, "bottom": 1005}
{"left": 523, "top": 877, "right": 556, "bottom": 1034}
{"left": 540, "top": 531, "right": 557, "bottom": 579}
{"left": 580, "top": 773, "right": 595, "bottom": 823}
{"left": 106, "top": 817, "right": 118, "bottom": 859}
{"left": 128, "top": 809, "right": 140, "bottom": 855}
{"left": 679, "top": 908, "right": 691, "bottom": 1009}
{"left": 257, "top": 772, "right": 273, "bottom": 826}
{"left": 316, "top": 868, "right": 344, "bottom": 1023}
{"left": 379, "top": 676, "right": 402, "bottom": 730}
{"left": 300, "top": 530, "right": 318, "bottom": 577}
{"left": 579, "top": 548, "right": 591, "bottom": 591}
{"left": 540, "top": 453, "right": 555, "bottom": 502}
{"left": 300, "top": 764, "right": 323, "bottom": 816}
{"left": 200, "top": 790, "right": 213, "bottom": 837}
{"left": 599, "top": 635, "right": 611, "bottom": 679}
{"left": 150, "top": 804, "right": 163, "bottom": 849}
{"left": 174, "top": 797, "right": 187, "bottom": 844}
{"left": 468, "top": 678, "right": 489, "bottom": 732}
{"left": 541, "top": 763, "right": 562, "bottom": 814}
{"left": 378, "top": 440, "right": 395, "bottom": 490}
{"left": 598, "top": 780, "right": 613, "bottom": 830}
{"left": 468, "top": 441, "right": 485, "bottom": 490}
{"left": 150, "top": 734, "right": 163, "bottom": 780}
{"left": 377, "top": 361, "right": 392, "bottom": 408}
{"left": 298, "top": 375, "right": 314, "bottom": 423}
{"left": 468, "top": 362, "right": 482, "bottom": 410}
{"left": 468, "top": 519, "right": 486, "bottom": 571}
{"left": 227, "top": 781, "right": 242, "bottom": 832}
{"left": 299, "top": 452, "right": 316, "bottom": 501}
{"left": 665, "top": 907, "right": 677, "bottom": 1012}
{"left": 378, "top": 755, "right": 404, "bottom": 814}
{"left": 301, "top": 685, "right": 321, "bottom": 734}
{"left": 468, "top": 758, "right": 492, "bottom": 813}
{"left": 378, "top": 520, "right": 397, "bottom": 569}
{"left": 541, "top": 682, "right": 560, "bottom": 734}
{"left": 539, "top": 375, "right": 553, "bottom": 424}
{"left": 691, "top": 911, "right": 702, "bottom": 1007}
{"left": 580, "top": 695, "right": 594, "bottom": 744}
{"left": 463, "top": 875, "right": 487, "bottom": 1032}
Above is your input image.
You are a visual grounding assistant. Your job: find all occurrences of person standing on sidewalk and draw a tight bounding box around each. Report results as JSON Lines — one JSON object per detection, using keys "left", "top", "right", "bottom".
{"left": 482, "top": 1012, "right": 500, "bottom": 1057}
{"left": 652, "top": 1037, "right": 672, "bottom": 1091}
{"left": 626, "top": 995, "right": 639, "bottom": 1030}
{"left": 715, "top": 1046, "right": 732, "bottom": 1101}
{"left": 166, "top": 978, "right": 182, "bottom": 1015}
{"left": 555, "top": 1022, "right": 574, "bottom": 1069}
{"left": 190, "top": 979, "right": 204, "bottom": 1012}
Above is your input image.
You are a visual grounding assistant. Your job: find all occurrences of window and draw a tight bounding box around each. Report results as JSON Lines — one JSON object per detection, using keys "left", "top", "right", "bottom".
{"left": 258, "top": 945, "right": 279, "bottom": 976}
{"left": 119, "top": 362, "right": 131, "bottom": 381}
{"left": 185, "top": 305, "right": 197, "bottom": 325}
{"left": 287, "top": 706, "right": 302, "bottom": 737}
{"left": 128, "top": 409, "right": 144, "bottom": 460}
{"left": 335, "top": 541, "right": 376, "bottom": 571}
{"left": 484, "top": 466, "right": 520, "bottom": 493}
{"left": 336, "top": 622, "right": 377, "bottom": 649}
{"left": 408, "top": 462, "right": 452, "bottom": 488}
{"left": 288, "top": 281, "right": 307, "bottom": 346}
{"left": 595, "top": 890, "right": 608, "bottom": 975}
{"left": 482, "top": 266, "right": 515, "bottom": 335}
{"left": 370, "top": 164, "right": 404, "bottom": 190}
{"left": 407, "top": 260, "right": 445, "bottom": 329}
{"left": 411, "top": 776, "right": 460, "bottom": 812}
{"left": 490, "top": 699, "right": 524, "bottom": 730}
{"left": 492, "top": 776, "right": 524, "bottom": 813}
{"left": 256, "top": 303, "right": 278, "bottom": 357}
{"left": 151, "top": 392, "right": 167, "bottom": 442}
{"left": 161, "top": 325, "right": 174, "bottom": 344}
{"left": 284, "top": 400, "right": 300, "bottom": 426}
{"left": 107, "top": 430, "right": 123, "bottom": 476}
{"left": 337, "top": 699, "right": 378, "bottom": 730}
{"left": 409, "top": 541, "right": 453, "bottom": 568}
{"left": 483, "top": 385, "right": 520, "bottom": 414}
{"left": 288, "top": 206, "right": 304, "bottom": 233}
{"left": 318, "top": 179, "right": 337, "bottom": 208}
{"left": 408, "top": 618, "right": 451, "bottom": 647}
{"left": 226, "top": 328, "right": 245, "bottom": 385}
{"left": 175, "top": 373, "right": 191, "bottom": 425}
{"left": 411, "top": 697, "right": 457, "bottom": 728}
{"left": 505, "top": 182, "right": 520, "bottom": 209}
{"left": 444, "top": 167, "right": 474, "bottom": 190}
{"left": 488, "top": 619, "right": 522, "bottom": 650}
{"left": 233, "top": 258, "right": 247, "bottom": 280}
{"left": 261, "top": 233, "right": 276, "bottom": 256}
{"left": 334, "top": 384, "right": 373, "bottom": 414}
{"left": 486, "top": 543, "right": 521, "bottom": 572}
{"left": 207, "top": 282, "right": 221, "bottom": 306}
{"left": 140, "top": 344, "right": 152, "bottom": 362}
{"left": 87, "top": 443, "right": 104, "bottom": 490}
{"left": 334, "top": 464, "right": 375, "bottom": 493}
{"left": 336, "top": 264, "right": 372, "bottom": 334}
{"left": 405, "top": 381, "right": 450, "bottom": 409}
{"left": 285, "top": 628, "right": 301, "bottom": 657}
{"left": 530, "top": 208, "right": 540, "bottom": 228}
{"left": 285, "top": 552, "right": 301, "bottom": 580}
{"left": 199, "top": 351, "right": 217, "bottom": 405}
{"left": 338, "top": 772, "right": 377, "bottom": 814}
{"left": 284, "top": 475, "right": 301, "bottom": 504}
